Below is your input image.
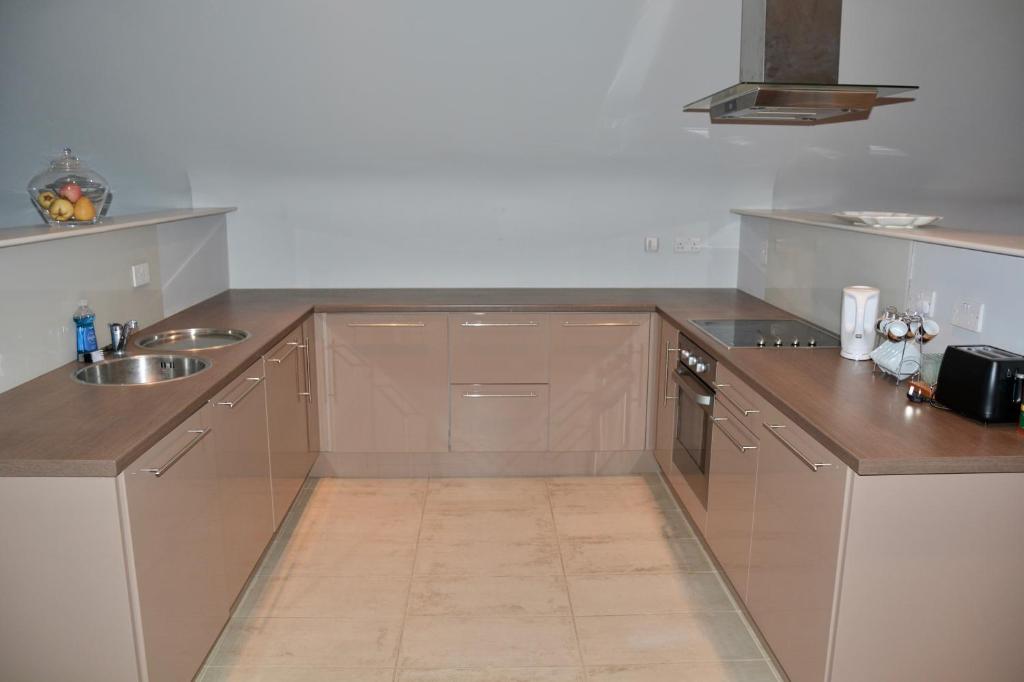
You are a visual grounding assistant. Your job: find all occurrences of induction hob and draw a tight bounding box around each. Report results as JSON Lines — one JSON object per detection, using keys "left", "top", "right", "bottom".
{"left": 691, "top": 319, "right": 840, "bottom": 349}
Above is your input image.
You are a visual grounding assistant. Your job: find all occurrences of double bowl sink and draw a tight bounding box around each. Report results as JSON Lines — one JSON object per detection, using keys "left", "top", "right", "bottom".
{"left": 73, "top": 328, "right": 250, "bottom": 386}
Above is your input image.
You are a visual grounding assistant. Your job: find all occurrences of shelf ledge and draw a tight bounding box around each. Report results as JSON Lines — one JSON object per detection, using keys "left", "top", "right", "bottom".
{"left": 733, "top": 209, "right": 1024, "bottom": 259}
{"left": 0, "top": 207, "right": 237, "bottom": 250}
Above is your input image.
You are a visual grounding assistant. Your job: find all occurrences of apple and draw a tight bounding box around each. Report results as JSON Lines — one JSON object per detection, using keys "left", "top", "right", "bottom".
{"left": 73, "top": 196, "right": 96, "bottom": 222}
{"left": 49, "top": 198, "right": 75, "bottom": 221}
{"left": 37, "top": 190, "right": 57, "bottom": 209}
{"left": 59, "top": 182, "right": 82, "bottom": 203}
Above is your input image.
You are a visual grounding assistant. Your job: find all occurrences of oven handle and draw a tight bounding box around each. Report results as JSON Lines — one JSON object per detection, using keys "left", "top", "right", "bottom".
{"left": 670, "top": 369, "right": 713, "bottom": 409}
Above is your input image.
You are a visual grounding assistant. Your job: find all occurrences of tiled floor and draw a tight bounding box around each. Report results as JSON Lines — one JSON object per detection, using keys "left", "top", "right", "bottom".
{"left": 200, "top": 475, "right": 782, "bottom": 681}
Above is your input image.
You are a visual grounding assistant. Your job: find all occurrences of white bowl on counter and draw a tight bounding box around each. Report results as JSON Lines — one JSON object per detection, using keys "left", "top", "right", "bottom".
{"left": 833, "top": 211, "right": 942, "bottom": 229}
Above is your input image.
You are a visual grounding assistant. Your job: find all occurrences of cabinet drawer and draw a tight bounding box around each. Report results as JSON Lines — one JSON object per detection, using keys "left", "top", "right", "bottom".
{"left": 450, "top": 313, "right": 549, "bottom": 383}
{"left": 451, "top": 384, "right": 549, "bottom": 452}
{"left": 712, "top": 364, "right": 765, "bottom": 435}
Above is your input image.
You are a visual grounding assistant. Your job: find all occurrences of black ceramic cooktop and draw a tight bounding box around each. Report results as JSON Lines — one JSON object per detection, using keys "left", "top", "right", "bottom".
{"left": 691, "top": 319, "right": 841, "bottom": 348}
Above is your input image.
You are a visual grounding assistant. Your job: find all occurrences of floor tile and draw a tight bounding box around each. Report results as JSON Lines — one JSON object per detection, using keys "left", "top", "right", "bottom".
{"left": 283, "top": 505, "right": 423, "bottom": 540}
{"left": 560, "top": 538, "right": 713, "bottom": 575}
{"left": 575, "top": 613, "right": 764, "bottom": 665}
{"left": 425, "top": 477, "right": 550, "bottom": 511}
{"left": 259, "top": 531, "right": 417, "bottom": 577}
{"left": 568, "top": 573, "right": 735, "bottom": 616}
{"left": 408, "top": 575, "right": 571, "bottom": 616}
{"left": 552, "top": 508, "right": 694, "bottom": 542}
{"left": 420, "top": 508, "right": 557, "bottom": 544}
{"left": 235, "top": 574, "right": 410, "bottom": 618}
{"left": 398, "top": 667, "right": 585, "bottom": 682}
{"left": 200, "top": 666, "right": 395, "bottom": 681}
{"left": 586, "top": 661, "right": 779, "bottom": 682}
{"left": 399, "top": 615, "right": 581, "bottom": 668}
{"left": 208, "top": 617, "right": 402, "bottom": 667}
{"left": 414, "top": 540, "right": 563, "bottom": 576}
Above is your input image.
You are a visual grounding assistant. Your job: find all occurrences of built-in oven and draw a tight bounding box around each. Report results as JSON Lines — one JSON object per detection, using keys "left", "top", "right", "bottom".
{"left": 670, "top": 332, "right": 718, "bottom": 510}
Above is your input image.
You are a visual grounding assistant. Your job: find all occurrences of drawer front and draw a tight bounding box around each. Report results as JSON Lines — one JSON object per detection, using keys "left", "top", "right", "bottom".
{"left": 450, "top": 313, "right": 549, "bottom": 384}
{"left": 451, "top": 384, "right": 549, "bottom": 452}
{"left": 712, "top": 364, "right": 765, "bottom": 434}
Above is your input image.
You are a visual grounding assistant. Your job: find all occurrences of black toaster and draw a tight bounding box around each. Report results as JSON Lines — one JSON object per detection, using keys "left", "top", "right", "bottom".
{"left": 934, "top": 345, "right": 1024, "bottom": 423}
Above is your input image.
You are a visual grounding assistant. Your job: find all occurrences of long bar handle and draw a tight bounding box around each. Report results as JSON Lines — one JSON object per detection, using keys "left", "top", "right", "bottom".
{"left": 711, "top": 417, "right": 757, "bottom": 453}
{"left": 561, "top": 322, "right": 641, "bottom": 327}
{"left": 763, "top": 424, "right": 832, "bottom": 472}
{"left": 713, "top": 383, "right": 760, "bottom": 416}
{"left": 665, "top": 346, "right": 681, "bottom": 402}
{"left": 462, "top": 392, "right": 539, "bottom": 399}
{"left": 300, "top": 337, "right": 313, "bottom": 402}
{"left": 215, "top": 377, "right": 263, "bottom": 408}
{"left": 267, "top": 341, "right": 300, "bottom": 364}
{"left": 141, "top": 428, "right": 211, "bottom": 477}
{"left": 347, "top": 323, "right": 425, "bottom": 328}
{"left": 461, "top": 322, "right": 539, "bottom": 328}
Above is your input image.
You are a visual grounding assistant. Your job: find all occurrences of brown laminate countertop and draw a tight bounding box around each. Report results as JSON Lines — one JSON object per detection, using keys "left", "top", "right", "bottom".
{"left": 1, "top": 288, "right": 1021, "bottom": 477}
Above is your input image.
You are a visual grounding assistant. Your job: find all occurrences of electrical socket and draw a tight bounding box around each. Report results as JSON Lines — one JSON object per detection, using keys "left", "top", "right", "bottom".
{"left": 909, "top": 290, "right": 937, "bottom": 316}
{"left": 674, "top": 237, "right": 703, "bottom": 253}
{"left": 951, "top": 299, "right": 984, "bottom": 333}
{"left": 131, "top": 262, "right": 150, "bottom": 288}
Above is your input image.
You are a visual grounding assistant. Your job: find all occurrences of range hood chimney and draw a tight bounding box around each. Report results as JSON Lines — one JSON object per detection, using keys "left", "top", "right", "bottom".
{"left": 684, "top": 0, "right": 917, "bottom": 125}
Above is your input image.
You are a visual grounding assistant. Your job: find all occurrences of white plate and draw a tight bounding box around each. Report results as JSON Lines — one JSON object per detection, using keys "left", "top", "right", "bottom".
{"left": 833, "top": 211, "right": 942, "bottom": 229}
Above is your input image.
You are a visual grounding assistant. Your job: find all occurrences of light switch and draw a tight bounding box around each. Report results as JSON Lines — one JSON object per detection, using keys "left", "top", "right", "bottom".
{"left": 645, "top": 236, "right": 660, "bottom": 253}
{"left": 131, "top": 262, "right": 150, "bottom": 288}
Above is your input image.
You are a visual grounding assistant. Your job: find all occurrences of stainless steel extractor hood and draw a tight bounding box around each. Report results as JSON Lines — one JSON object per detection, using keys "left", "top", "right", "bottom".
{"left": 684, "top": 0, "right": 917, "bottom": 125}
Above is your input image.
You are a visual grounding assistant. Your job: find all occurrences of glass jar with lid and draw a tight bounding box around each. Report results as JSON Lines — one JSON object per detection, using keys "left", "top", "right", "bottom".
{"left": 27, "top": 148, "right": 111, "bottom": 226}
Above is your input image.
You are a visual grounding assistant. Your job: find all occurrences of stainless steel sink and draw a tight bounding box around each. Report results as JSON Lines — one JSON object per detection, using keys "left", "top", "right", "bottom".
{"left": 134, "top": 328, "right": 250, "bottom": 351}
{"left": 73, "top": 355, "right": 212, "bottom": 386}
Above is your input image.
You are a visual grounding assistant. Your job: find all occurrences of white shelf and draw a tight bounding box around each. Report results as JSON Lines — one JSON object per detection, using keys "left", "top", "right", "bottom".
{"left": 0, "top": 207, "right": 237, "bottom": 250}
{"left": 733, "top": 209, "right": 1024, "bottom": 259}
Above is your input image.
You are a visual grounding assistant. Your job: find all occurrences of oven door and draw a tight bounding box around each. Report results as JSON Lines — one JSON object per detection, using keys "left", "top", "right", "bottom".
{"left": 670, "top": 368, "right": 714, "bottom": 508}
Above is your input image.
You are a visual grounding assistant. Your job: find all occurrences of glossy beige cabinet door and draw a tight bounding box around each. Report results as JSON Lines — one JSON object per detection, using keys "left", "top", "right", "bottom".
{"left": 705, "top": 403, "right": 759, "bottom": 600}
{"left": 449, "top": 312, "right": 549, "bottom": 383}
{"left": 746, "top": 404, "right": 850, "bottom": 682}
{"left": 210, "top": 359, "right": 274, "bottom": 603}
{"left": 322, "top": 313, "right": 449, "bottom": 453}
{"left": 653, "top": 318, "right": 679, "bottom": 464}
{"left": 549, "top": 313, "right": 650, "bottom": 451}
{"left": 266, "top": 325, "right": 315, "bottom": 528}
{"left": 121, "top": 405, "right": 228, "bottom": 682}
{"left": 302, "top": 315, "right": 321, "bottom": 454}
{"left": 711, "top": 364, "right": 764, "bottom": 435}
{"left": 451, "top": 384, "right": 549, "bottom": 451}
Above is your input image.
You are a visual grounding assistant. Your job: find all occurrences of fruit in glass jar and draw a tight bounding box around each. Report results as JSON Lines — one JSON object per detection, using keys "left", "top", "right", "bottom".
{"left": 72, "top": 196, "right": 96, "bottom": 221}
{"left": 37, "top": 190, "right": 57, "bottom": 209}
{"left": 49, "top": 198, "right": 75, "bottom": 221}
{"left": 59, "top": 182, "right": 82, "bottom": 202}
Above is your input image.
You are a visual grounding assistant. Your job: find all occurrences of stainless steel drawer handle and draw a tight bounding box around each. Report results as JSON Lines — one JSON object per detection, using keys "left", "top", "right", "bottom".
{"left": 141, "top": 428, "right": 212, "bottom": 477}
{"left": 267, "top": 341, "right": 301, "bottom": 364}
{"left": 462, "top": 392, "right": 539, "bottom": 398}
{"left": 764, "top": 424, "right": 832, "bottom": 472}
{"left": 461, "top": 322, "right": 539, "bottom": 328}
{"left": 215, "top": 377, "right": 263, "bottom": 408}
{"left": 712, "top": 417, "right": 757, "bottom": 453}
{"left": 713, "top": 383, "right": 760, "bottom": 416}
{"left": 561, "top": 322, "right": 641, "bottom": 327}
{"left": 346, "top": 323, "right": 426, "bottom": 328}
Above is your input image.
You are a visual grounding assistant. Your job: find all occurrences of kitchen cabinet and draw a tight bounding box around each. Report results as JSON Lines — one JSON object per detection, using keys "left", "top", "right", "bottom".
{"left": 449, "top": 312, "right": 549, "bottom": 383}
{"left": 266, "top": 323, "right": 317, "bottom": 527}
{"left": 711, "top": 364, "right": 764, "bottom": 435}
{"left": 745, "top": 402, "right": 850, "bottom": 682}
{"left": 549, "top": 313, "right": 650, "bottom": 451}
{"left": 303, "top": 315, "right": 321, "bottom": 453}
{"left": 450, "top": 384, "right": 549, "bottom": 451}
{"left": 704, "top": 401, "right": 759, "bottom": 600}
{"left": 322, "top": 313, "right": 449, "bottom": 453}
{"left": 119, "top": 405, "right": 228, "bottom": 682}
{"left": 210, "top": 359, "right": 274, "bottom": 603}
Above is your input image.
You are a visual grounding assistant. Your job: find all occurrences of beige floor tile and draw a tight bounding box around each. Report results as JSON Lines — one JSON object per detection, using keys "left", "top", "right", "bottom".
{"left": 235, "top": 574, "right": 410, "bottom": 618}
{"left": 586, "top": 661, "right": 779, "bottom": 682}
{"left": 414, "top": 540, "right": 563, "bottom": 576}
{"left": 309, "top": 477, "right": 429, "bottom": 492}
{"left": 399, "top": 615, "right": 581, "bottom": 668}
{"left": 420, "top": 508, "right": 557, "bottom": 544}
{"left": 547, "top": 484, "right": 675, "bottom": 513}
{"left": 208, "top": 617, "right": 402, "bottom": 667}
{"left": 568, "top": 573, "right": 734, "bottom": 616}
{"left": 560, "top": 538, "right": 713, "bottom": 575}
{"left": 399, "top": 667, "right": 585, "bottom": 682}
{"left": 575, "top": 613, "right": 763, "bottom": 665}
{"left": 546, "top": 474, "right": 663, "bottom": 490}
{"left": 259, "top": 531, "right": 417, "bottom": 577}
{"left": 553, "top": 508, "right": 694, "bottom": 542}
{"left": 408, "top": 575, "right": 571, "bottom": 616}
{"left": 201, "top": 666, "right": 395, "bottom": 681}
{"left": 283, "top": 506, "right": 423, "bottom": 540}
{"left": 426, "top": 477, "right": 550, "bottom": 511}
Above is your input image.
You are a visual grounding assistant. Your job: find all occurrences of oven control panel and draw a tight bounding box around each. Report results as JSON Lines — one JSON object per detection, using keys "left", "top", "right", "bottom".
{"left": 677, "top": 332, "right": 717, "bottom": 383}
